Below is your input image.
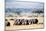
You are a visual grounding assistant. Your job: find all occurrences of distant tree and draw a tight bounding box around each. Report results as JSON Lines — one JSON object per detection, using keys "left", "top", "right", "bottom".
{"left": 15, "top": 11, "right": 22, "bottom": 15}
{"left": 5, "top": 8, "right": 11, "bottom": 12}
{"left": 32, "top": 9, "right": 44, "bottom": 14}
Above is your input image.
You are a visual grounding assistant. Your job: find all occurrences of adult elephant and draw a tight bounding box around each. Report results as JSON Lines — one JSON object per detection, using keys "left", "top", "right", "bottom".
{"left": 14, "top": 19, "right": 22, "bottom": 25}
{"left": 32, "top": 19, "right": 38, "bottom": 24}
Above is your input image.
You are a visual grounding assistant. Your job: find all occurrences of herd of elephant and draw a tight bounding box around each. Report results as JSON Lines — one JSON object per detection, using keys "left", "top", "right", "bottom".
{"left": 5, "top": 19, "right": 38, "bottom": 26}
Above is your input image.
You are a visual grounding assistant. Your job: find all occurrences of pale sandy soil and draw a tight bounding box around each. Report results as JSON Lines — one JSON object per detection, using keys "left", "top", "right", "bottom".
{"left": 6, "top": 24, "right": 43, "bottom": 30}
{"left": 5, "top": 16, "right": 44, "bottom": 31}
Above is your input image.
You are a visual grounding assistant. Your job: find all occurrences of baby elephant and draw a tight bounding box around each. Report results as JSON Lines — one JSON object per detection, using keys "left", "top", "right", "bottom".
{"left": 6, "top": 22, "right": 10, "bottom": 26}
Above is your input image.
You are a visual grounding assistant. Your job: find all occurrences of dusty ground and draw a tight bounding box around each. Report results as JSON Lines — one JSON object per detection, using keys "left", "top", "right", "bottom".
{"left": 5, "top": 16, "right": 44, "bottom": 31}
{"left": 6, "top": 24, "right": 43, "bottom": 30}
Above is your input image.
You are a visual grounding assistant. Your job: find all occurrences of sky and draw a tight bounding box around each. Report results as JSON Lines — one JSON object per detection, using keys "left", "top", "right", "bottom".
{"left": 6, "top": 1, "right": 44, "bottom": 9}
{"left": 6, "top": 0, "right": 44, "bottom": 2}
